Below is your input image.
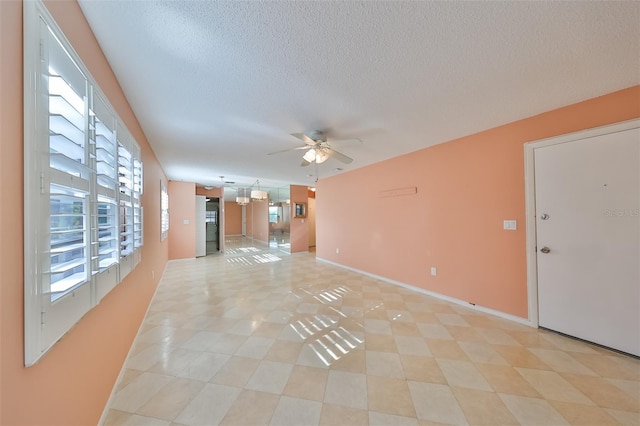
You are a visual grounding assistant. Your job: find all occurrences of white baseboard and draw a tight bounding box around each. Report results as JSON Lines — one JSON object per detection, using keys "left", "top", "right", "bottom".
{"left": 316, "top": 257, "right": 533, "bottom": 328}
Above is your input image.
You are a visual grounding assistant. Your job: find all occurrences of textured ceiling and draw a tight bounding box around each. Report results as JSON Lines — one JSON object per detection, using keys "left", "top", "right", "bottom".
{"left": 78, "top": 0, "right": 639, "bottom": 197}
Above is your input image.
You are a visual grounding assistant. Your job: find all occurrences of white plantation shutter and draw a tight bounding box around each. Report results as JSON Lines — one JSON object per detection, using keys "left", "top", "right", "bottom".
{"left": 117, "top": 126, "right": 134, "bottom": 278}
{"left": 91, "top": 92, "right": 120, "bottom": 301}
{"left": 161, "top": 180, "right": 169, "bottom": 241}
{"left": 24, "top": 1, "right": 144, "bottom": 366}
{"left": 133, "top": 145, "right": 144, "bottom": 257}
{"left": 47, "top": 24, "right": 90, "bottom": 301}
{"left": 92, "top": 93, "right": 119, "bottom": 270}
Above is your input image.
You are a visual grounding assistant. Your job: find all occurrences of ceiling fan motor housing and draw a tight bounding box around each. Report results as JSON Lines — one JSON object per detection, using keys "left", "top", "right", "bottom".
{"left": 306, "top": 130, "right": 326, "bottom": 142}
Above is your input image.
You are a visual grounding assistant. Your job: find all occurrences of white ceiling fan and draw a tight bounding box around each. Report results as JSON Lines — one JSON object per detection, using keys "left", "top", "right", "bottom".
{"left": 268, "top": 130, "right": 360, "bottom": 167}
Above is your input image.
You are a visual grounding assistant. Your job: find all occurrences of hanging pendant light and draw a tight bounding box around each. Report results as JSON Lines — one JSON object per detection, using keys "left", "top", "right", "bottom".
{"left": 236, "top": 187, "right": 250, "bottom": 205}
{"left": 250, "top": 179, "right": 268, "bottom": 201}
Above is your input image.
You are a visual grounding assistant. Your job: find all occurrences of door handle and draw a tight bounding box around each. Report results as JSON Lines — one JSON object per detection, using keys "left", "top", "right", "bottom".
{"left": 540, "top": 246, "right": 551, "bottom": 254}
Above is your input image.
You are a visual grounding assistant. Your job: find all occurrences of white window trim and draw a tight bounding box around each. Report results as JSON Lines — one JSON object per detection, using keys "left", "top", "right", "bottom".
{"left": 161, "top": 180, "right": 169, "bottom": 241}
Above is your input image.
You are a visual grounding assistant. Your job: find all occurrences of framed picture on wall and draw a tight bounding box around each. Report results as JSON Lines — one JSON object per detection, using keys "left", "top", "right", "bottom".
{"left": 294, "top": 202, "right": 306, "bottom": 218}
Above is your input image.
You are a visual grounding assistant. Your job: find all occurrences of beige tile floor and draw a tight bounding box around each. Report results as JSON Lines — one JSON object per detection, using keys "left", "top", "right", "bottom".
{"left": 103, "top": 236, "right": 640, "bottom": 425}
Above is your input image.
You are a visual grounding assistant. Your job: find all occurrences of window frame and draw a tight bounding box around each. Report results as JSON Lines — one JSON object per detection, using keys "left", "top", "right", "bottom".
{"left": 160, "top": 180, "right": 169, "bottom": 241}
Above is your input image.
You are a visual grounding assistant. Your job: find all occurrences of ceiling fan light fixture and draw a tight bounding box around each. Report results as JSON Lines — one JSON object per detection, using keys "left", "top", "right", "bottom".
{"left": 315, "top": 149, "right": 329, "bottom": 164}
{"left": 303, "top": 148, "right": 329, "bottom": 164}
{"left": 303, "top": 149, "right": 316, "bottom": 163}
{"left": 270, "top": 130, "right": 356, "bottom": 167}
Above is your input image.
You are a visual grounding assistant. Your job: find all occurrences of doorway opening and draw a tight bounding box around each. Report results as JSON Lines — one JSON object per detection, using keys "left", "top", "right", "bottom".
{"left": 267, "top": 186, "right": 291, "bottom": 253}
{"left": 268, "top": 203, "right": 290, "bottom": 252}
{"left": 206, "top": 197, "right": 220, "bottom": 255}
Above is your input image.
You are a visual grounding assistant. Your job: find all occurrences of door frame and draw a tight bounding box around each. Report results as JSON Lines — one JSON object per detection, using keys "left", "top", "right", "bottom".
{"left": 218, "top": 197, "right": 225, "bottom": 253}
{"left": 523, "top": 118, "right": 640, "bottom": 328}
{"left": 195, "top": 195, "right": 207, "bottom": 257}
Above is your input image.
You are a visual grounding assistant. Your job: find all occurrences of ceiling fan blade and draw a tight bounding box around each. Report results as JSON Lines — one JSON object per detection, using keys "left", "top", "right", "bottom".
{"left": 325, "top": 147, "right": 353, "bottom": 164}
{"left": 267, "top": 145, "right": 309, "bottom": 155}
{"left": 300, "top": 159, "right": 312, "bottom": 167}
{"left": 291, "top": 132, "right": 316, "bottom": 145}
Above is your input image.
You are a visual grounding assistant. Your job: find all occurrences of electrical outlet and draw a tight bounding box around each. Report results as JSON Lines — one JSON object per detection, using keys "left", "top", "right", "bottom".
{"left": 152, "top": 270, "right": 155, "bottom": 279}
{"left": 336, "top": 248, "right": 340, "bottom": 254}
{"left": 430, "top": 267, "right": 437, "bottom": 276}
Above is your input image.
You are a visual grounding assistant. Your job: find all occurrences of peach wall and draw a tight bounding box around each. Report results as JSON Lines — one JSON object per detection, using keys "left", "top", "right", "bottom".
{"left": 256, "top": 201, "right": 270, "bottom": 243}
{"left": 0, "top": 1, "right": 169, "bottom": 424}
{"left": 246, "top": 200, "right": 269, "bottom": 243}
{"left": 225, "top": 201, "right": 243, "bottom": 235}
{"left": 290, "top": 185, "right": 309, "bottom": 253}
{"left": 308, "top": 197, "right": 317, "bottom": 247}
{"left": 168, "top": 181, "right": 196, "bottom": 259}
{"left": 317, "top": 86, "right": 640, "bottom": 319}
{"left": 195, "top": 186, "right": 222, "bottom": 198}
{"left": 246, "top": 203, "right": 253, "bottom": 237}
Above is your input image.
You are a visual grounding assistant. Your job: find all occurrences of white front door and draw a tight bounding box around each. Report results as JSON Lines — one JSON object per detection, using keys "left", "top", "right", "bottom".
{"left": 533, "top": 124, "right": 639, "bottom": 356}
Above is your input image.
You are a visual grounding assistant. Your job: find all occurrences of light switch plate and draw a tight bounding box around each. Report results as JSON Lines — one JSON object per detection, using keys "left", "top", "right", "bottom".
{"left": 503, "top": 220, "right": 517, "bottom": 230}
{"left": 183, "top": 219, "right": 189, "bottom": 225}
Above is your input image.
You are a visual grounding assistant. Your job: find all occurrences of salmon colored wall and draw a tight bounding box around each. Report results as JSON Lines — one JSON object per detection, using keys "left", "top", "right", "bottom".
{"left": 256, "top": 201, "right": 270, "bottom": 243}
{"left": 225, "top": 201, "right": 243, "bottom": 235}
{"left": 246, "top": 203, "right": 253, "bottom": 237}
{"left": 168, "top": 181, "right": 196, "bottom": 259}
{"left": 317, "top": 86, "right": 640, "bottom": 319}
{"left": 308, "top": 197, "right": 317, "bottom": 247}
{"left": 0, "top": 1, "right": 169, "bottom": 424}
{"left": 290, "top": 185, "right": 309, "bottom": 253}
{"left": 246, "top": 200, "right": 269, "bottom": 243}
{"left": 195, "top": 186, "right": 222, "bottom": 198}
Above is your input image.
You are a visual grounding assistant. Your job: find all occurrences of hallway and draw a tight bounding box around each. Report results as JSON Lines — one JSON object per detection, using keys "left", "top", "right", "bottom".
{"left": 103, "top": 238, "right": 639, "bottom": 425}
